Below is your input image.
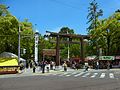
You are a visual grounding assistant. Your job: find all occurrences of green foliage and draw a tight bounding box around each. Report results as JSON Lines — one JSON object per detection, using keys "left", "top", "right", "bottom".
{"left": 87, "top": 0, "right": 103, "bottom": 32}
{"left": 59, "top": 27, "right": 74, "bottom": 34}
{"left": 70, "top": 44, "right": 80, "bottom": 57}
{"left": 20, "top": 19, "right": 34, "bottom": 60}
{"left": 0, "top": 4, "right": 34, "bottom": 61}
{"left": 89, "top": 11, "right": 120, "bottom": 56}
{"left": 0, "top": 7, "right": 19, "bottom": 54}
{"left": 59, "top": 27, "right": 81, "bottom": 59}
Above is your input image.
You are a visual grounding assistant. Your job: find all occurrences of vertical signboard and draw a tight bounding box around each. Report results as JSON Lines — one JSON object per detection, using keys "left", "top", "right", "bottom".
{"left": 35, "top": 32, "right": 39, "bottom": 64}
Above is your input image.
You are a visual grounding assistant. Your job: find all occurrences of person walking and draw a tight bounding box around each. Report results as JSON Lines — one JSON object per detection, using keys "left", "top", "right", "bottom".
{"left": 63, "top": 61, "right": 67, "bottom": 71}
{"left": 50, "top": 61, "right": 53, "bottom": 70}
{"left": 84, "top": 62, "right": 89, "bottom": 72}
{"left": 96, "top": 61, "right": 99, "bottom": 70}
{"left": 107, "top": 61, "right": 110, "bottom": 70}
{"left": 32, "top": 62, "right": 36, "bottom": 73}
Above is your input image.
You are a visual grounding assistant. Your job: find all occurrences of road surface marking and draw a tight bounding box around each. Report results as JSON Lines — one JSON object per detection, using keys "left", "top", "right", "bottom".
{"left": 90, "top": 73, "right": 98, "bottom": 78}
{"left": 66, "top": 72, "right": 78, "bottom": 77}
{"left": 109, "top": 73, "right": 114, "bottom": 78}
{"left": 66, "top": 75, "right": 71, "bottom": 76}
{"left": 82, "top": 73, "right": 90, "bottom": 77}
{"left": 65, "top": 72, "right": 78, "bottom": 77}
{"left": 100, "top": 73, "right": 105, "bottom": 78}
{"left": 71, "top": 72, "right": 78, "bottom": 75}
{"left": 59, "top": 72, "right": 69, "bottom": 76}
{"left": 74, "top": 72, "right": 85, "bottom": 77}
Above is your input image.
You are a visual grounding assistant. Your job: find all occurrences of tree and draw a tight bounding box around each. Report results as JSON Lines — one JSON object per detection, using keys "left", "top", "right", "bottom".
{"left": 59, "top": 27, "right": 82, "bottom": 59}
{"left": 0, "top": 4, "right": 35, "bottom": 61}
{"left": 87, "top": 0, "right": 103, "bottom": 32}
{"left": 20, "top": 19, "right": 34, "bottom": 60}
{"left": 0, "top": 13, "right": 19, "bottom": 53}
{"left": 89, "top": 11, "right": 120, "bottom": 56}
{"left": 59, "top": 27, "right": 74, "bottom": 34}
{"left": 87, "top": 0, "right": 103, "bottom": 57}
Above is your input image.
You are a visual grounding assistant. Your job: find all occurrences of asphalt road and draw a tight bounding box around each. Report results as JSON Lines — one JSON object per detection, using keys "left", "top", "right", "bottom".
{"left": 0, "top": 73, "right": 120, "bottom": 90}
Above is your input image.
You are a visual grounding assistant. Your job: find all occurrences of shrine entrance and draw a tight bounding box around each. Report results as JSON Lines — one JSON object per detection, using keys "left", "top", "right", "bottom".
{"left": 44, "top": 31, "right": 90, "bottom": 66}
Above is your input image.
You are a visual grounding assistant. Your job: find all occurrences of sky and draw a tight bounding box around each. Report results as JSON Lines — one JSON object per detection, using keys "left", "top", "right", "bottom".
{"left": 1, "top": 0, "right": 120, "bottom": 35}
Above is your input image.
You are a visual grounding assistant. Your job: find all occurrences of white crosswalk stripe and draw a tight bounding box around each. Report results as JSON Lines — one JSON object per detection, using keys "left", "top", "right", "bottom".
{"left": 59, "top": 72, "right": 70, "bottom": 76}
{"left": 74, "top": 72, "right": 85, "bottom": 77}
{"left": 90, "top": 73, "right": 98, "bottom": 78}
{"left": 100, "top": 73, "right": 105, "bottom": 78}
{"left": 109, "top": 73, "right": 114, "bottom": 78}
{"left": 71, "top": 72, "right": 78, "bottom": 75}
{"left": 48, "top": 72, "right": 116, "bottom": 79}
{"left": 65, "top": 72, "right": 78, "bottom": 77}
{"left": 82, "top": 73, "right": 90, "bottom": 77}
{"left": 66, "top": 74, "right": 71, "bottom": 77}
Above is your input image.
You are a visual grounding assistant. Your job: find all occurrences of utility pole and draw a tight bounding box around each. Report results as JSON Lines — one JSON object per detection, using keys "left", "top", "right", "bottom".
{"left": 18, "top": 22, "right": 21, "bottom": 64}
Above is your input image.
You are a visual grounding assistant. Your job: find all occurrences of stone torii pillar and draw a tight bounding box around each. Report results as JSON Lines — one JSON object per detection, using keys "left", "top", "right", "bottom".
{"left": 80, "top": 37, "right": 84, "bottom": 62}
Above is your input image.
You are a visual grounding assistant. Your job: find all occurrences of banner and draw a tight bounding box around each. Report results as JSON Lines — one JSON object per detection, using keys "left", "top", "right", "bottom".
{"left": 99, "top": 56, "right": 115, "bottom": 60}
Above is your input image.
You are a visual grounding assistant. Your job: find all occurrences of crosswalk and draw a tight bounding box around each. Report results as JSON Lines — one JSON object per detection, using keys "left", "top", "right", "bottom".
{"left": 47, "top": 71, "right": 117, "bottom": 79}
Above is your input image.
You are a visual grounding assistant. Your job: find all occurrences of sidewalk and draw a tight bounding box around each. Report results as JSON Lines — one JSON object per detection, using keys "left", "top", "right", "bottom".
{"left": 22, "top": 66, "right": 75, "bottom": 74}
{"left": 0, "top": 67, "right": 119, "bottom": 79}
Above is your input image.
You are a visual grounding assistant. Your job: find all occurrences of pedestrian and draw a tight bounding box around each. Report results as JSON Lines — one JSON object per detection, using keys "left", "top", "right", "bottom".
{"left": 19, "top": 61, "right": 24, "bottom": 71}
{"left": 38, "top": 61, "right": 42, "bottom": 71}
{"left": 96, "top": 61, "right": 99, "bottom": 70}
{"left": 42, "top": 61, "right": 46, "bottom": 73}
{"left": 32, "top": 63, "right": 36, "bottom": 73}
{"left": 30, "top": 60, "right": 33, "bottom": 68}
{"left": 107, "top": 61, "right": 110, "bottom": 70}
{"left": 72, "top": 63, "right": 76, "bottom": 69}
{"left": 46, "top": 63, "right": 50, "bottom": 73}
{"left": 50, "top": 61, "right": 53, "bottom": 70}
{"left": 75, "top": 63, "right": 79, "bottom": 70}
{"left": 84, "top": 65, "right": 89, "bottom": 72}
{"left": 84, "top": 62, "right": 89, "bottom": 72}
{"left": 52, "top": 61, "right": 56, "bottom": 70}
{"left": 46, "top": 62, "right": 50, "bottom": 72}
{"left": 63, "top": 61, "right": 67, "bottom": 71}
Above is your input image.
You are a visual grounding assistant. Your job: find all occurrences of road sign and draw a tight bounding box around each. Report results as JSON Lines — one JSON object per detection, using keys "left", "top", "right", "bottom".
{"left": 99, "top": 56, "right": 115, "bottom": 60}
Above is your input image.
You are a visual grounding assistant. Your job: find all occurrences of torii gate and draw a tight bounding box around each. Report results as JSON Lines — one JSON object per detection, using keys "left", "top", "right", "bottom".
{"left": 45, "top": 31, "right": 90, "bottom": 66}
